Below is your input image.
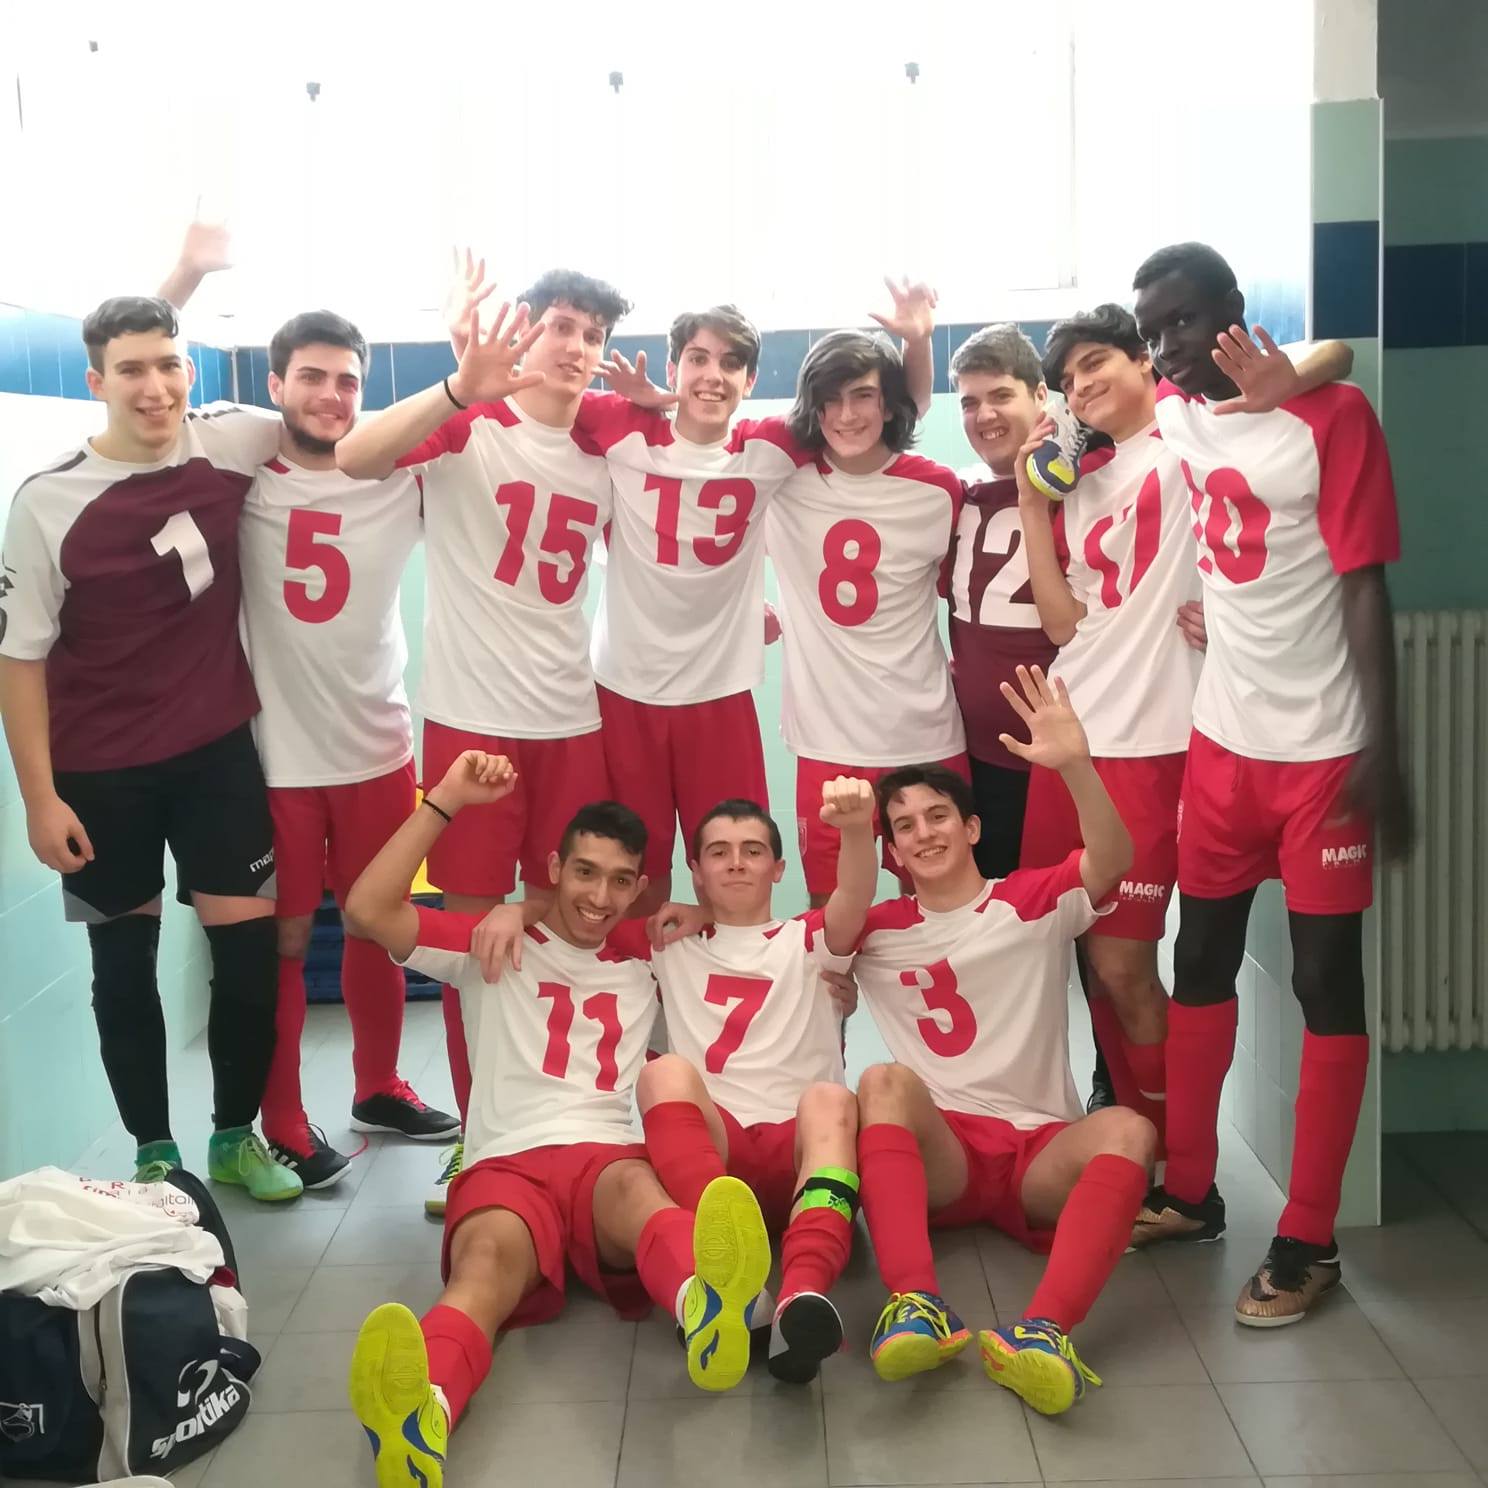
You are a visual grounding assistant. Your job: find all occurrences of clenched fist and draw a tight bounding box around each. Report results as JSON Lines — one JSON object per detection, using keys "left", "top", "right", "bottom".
{"left": 819, "top": 776, "right": 875, "bottom": 831}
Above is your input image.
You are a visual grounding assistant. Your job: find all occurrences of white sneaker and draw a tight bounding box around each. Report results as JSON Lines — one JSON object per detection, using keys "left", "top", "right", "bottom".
{"left": 425, "top": 1138, "right": 464, "bottom": 1217}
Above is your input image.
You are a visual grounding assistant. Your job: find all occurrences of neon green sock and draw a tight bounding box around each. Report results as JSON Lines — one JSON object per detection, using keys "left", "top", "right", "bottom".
{"left": 208, "top": 1125, "right": 252, "bottom": 1154}
{"left": 135, "top": 1139, "right": 182, "bottom": 1169}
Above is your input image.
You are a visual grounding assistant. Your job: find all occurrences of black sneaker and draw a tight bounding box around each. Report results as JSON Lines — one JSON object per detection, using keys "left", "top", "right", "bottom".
{"left": 1129, "top": 1183, "right": 1227, "bottom": 1249}
{"left": 1235, "top": 1236, "right": 1341, "bottom": 1327}
{"left": 767, "top": 1290, "right": 844, "bottom": 1384}
{"left": 351, "top": 1081, "right": 461, "bottom": 1141}
{"left": 267, "top": 1126, "right": 350, "bottom": 1190}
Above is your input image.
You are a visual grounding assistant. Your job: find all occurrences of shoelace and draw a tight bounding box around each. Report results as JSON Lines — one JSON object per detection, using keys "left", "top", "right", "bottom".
{"left": 876, "top": 1291, "right": 953, "bottom": 1341}
{"left": 1019, "top": 1320, "right": 1103, "bottom": 1388}
{"left": 235, "top": 1132, "right": 276, "bottom": 1175}
{"left": 270, "top": 1125, "right": 334, "bottom": 1168}
{"left": 436, "top": 1142, "right": 464, "bottom": 1186}
{"left": 1261, "top": 1237, "right": 1318, "bottom": 1294}
{"left": 385, "top": 1078, "right": 428, "bottom": 1112}
{"left": 135, "top": 1160, "right": 174, "bottom": 1183}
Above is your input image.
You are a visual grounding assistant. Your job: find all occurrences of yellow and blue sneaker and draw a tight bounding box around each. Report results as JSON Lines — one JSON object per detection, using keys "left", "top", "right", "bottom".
{"left": 979, "top": 1317, "right": 1101, "bottom": 1415}
{"left": 348, "top": 1302, "right": 449, "bottom": 1487}
{"left": 682, "top": 1176, "right": 772, "bottom": 1392}
{"left": 869, "top": 1291, "right": 972, "bottom": 1382}
{"left": 1024, "top": 399, "right": 1088, "bottom": 501}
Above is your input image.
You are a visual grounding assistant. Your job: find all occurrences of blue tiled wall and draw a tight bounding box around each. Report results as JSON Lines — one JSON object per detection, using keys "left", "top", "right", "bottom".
{"left": 0, "top": 303, "right": 234, "bottom": 404}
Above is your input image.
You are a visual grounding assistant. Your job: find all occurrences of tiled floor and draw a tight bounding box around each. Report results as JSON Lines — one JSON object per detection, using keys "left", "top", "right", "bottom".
{"left": 20, "top": 1001, "right": 1488, "bottom": 1488}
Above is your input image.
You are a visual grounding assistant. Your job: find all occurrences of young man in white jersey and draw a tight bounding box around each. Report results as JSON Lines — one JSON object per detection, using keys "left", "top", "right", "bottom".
{"left": 766, "top": 330, "right": 966, "bottom": 907}
{"left": 344, "top": 760, "right": 774, "bottom": 1486}
{"left": 849, "top": 668, "right": 1155, "bottom": 1417}
{"left": 335, "top": 272, "right": 628, "bottom": 1195}
{"left": 0, "top": 295, "right": 299, "bottom": 1201}
{"left": 1130, "top": 242, "right": 1409, "bottom": 1326}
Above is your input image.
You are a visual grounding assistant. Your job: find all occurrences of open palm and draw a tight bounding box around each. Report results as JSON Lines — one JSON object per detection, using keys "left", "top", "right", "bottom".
{"left": 997, "top": 666, "right": 1091, "bottom": 771}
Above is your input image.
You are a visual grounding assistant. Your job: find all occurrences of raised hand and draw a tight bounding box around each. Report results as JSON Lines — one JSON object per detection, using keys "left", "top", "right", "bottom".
{"left": 1210, "top": 324, "right": 1302, "bottom": 416}
{"left": 176, "top": 215, "right": 233, "bottom": 277}
{"left": 28, "top": 792, "right": 93, "bottom": 874}
{"left": 444, "top": 247, "right": 499, "bottom": 359}
{"left": 447, "top": 302, "right": 546, "bottom": 406}
{"left": 433, "top": 750, "right": 518, "bottom": 811}
{"left": 819, "top": 775, "right": 875, "bottom": 831}
{"left": 595, "top": 349, "right": 679, "bottom": 410}
{"left": 869, "top": 276, "right": 938, "bottom": 343}
{"left": 997, "top": 665, "right": 1091, "bottom": 772}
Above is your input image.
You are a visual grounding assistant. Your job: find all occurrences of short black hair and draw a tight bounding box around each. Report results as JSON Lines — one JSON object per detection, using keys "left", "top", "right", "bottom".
{"left": 668, "top": 305, "right": 762, "bottom": 379}
{"left": 949, "top": 323, "right": 1043, "bottom": 394}
{"left": 689, "top": 799, "right": 783, "bottom": 863}
{"left": 875, "top": 764, "right": 977, "bottom": 828}
{"left": 558, "top": 800, "right": 648, "bottom": 866}
{"left": 269, "top": 310, "right": 370, "bottom": 381}
{"left": 1131, "top": 241, "right": 1239, "bottom": 302}
{"left": 786, "top": 330, "right": 918, "bottom": 454}
{"left": 82, "top": 296, "right": 179, "bottom": 373}
{"left": 1041, "top": 303, "right": 1147, "bottom": 387}
{"left": 518, "top": 269, "right": 632, "bottom": 334}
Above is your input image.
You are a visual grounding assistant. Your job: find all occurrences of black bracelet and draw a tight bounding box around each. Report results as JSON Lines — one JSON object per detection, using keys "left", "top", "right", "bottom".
{"left": 443, "top": 376, "right": 466, "bottom": 411}
{"left": 423, "top": 796, "right": 453, "bottom": 824}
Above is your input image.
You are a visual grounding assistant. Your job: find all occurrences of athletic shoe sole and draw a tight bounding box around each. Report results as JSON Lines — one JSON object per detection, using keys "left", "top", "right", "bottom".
{"left": 871, "top": 1324, "right": 971, "bottom": 1383}
{"left": 686, "top": 1176, "right": 771, "bottom": 1392}
{"left": 350, "top": 1115, "right": 462, "bottom": 1142}
{"left": 768, "top": 1292, "right": 843, "bottom": 1384}
{"left": 1234, "top": 1268, "right": 1341, "bottom": 1328}
{"left": 348, "top": 1303, "right": 447, "bottom": 1488}
{"left": 980, "top": 1330, "right": 1077, "bottom": 1415}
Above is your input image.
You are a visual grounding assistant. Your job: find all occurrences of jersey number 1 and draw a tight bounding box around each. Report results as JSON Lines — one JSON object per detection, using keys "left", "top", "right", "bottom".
{"left": 537, "top": 982, "right": 623, "bottom": 1090}
{"left": 151, "top": 512, "right": 215, "bottom": 600}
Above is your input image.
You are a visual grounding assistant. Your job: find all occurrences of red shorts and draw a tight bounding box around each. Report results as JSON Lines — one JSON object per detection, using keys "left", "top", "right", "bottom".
{"left": 268, "top": 761, "right": 418, "bottom": 918}
{"left": 441, "top": 1143, "right": 653, "bottom": 1329}
{"left": 1178, "top": 731, "right": 1374, "bottom": 914}
{"left": 421, "top": 722, "right": 610, "bottom": 899}
{"left": 796, "top": 753, "right": 972, "bottom": 898}
{"left": 597, "top": 686, "right": 768, "bottom": 879}
{"left": 1020, "top": 754, "right": 1185, "bottom": 941}
{"left": 929, "top": 1110, "right": 1069, "bottom": 1254}
{"left": 718, "top": 1108, "right": 798, "bottom": 1229}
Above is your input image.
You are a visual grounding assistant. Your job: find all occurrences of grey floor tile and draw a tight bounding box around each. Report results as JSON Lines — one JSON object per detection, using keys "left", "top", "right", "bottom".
{"left": 240, "top": 1264, "right": 314, "bottom": 1336}
{"left": 1349, "top": 1295, "right": 1488, "bottom": 1378}
{"left": 198, "top": 1409, "right": 371, "bottom": 1487}
{"left": 1027, "top": 1383, "right": 1253, "bottom": 1483}
{"left": 1068, "top": 1304, "right": 1208, "bottom": 1385}
{"left": 1217, "top": 1380, "right": 1471, "bottom": 1476}
{"left": 320, "top": 1201, "right": 445, "bottom": 1265}
{"left": 1052, "top": 1481, "right": 1258, "bottom": 1488}
{"left": 825, "top": 1376, "right": 1039, "bottom": 1484}
{"left": 1261, "top": 1475, "right": 1482, "bottom": 1488}
{"left": 454, "top": 1398, "right": 626, "bottom": 1486}
{"left": 226, "top": 1206, "right": 346, "bottom": 1272}
{"left": 251, "top": 1329, "right": 358, "bottom": 1413}
{"left": 1337, "top": 1218, "right": 1488, "bottom": 1301}
{"left": 1180, "top": 1293, "right": 1403, "bottom": 1383}
{"left": 978, "top": 1234, "right": 1170, "bottom": 1321}
{"left": 346, "top": 1132, "right": 451, "bottom": 1208}
{"left": 283, "top": 1261, "right": 443, "bottom": 1333}
{"left": 618, "top": 1393, "right": 826, "bottom": 1487}
{"left": 483, "top": 1298, "right": 636, "bottom": 1403}
{"left": 1416, "top": 1375, "right": 1488, "bottom": 1471}
{"left": 1151, "top": 1237, "right": 1275, "bottom": 1307}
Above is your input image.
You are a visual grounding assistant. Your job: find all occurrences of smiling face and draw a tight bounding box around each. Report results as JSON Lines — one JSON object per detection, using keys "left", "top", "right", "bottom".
{"left": 523, "top": 300, "right": 610, "bottom": 398}
{"left": 818, "top": 368, "right": 889, "bottom": 470}
{"left": 1133, "top": 269, "right": 1238, "bottom": 399}
{"left": 670, "top": 324, "right": 756, "bottom": 442}
{"left": 86, "top": 330, "right": 193, "bottom": 457}
{"left": 1055, "top": 339, "right": 1155, "bottom": 441}
{"left": 269, "top": 343, "right": 364, "bottom": 455}
{"left": 957, "top": 369, "right": 1044, "bottom": 476}
{"left": 883, "top": 783, "right": 980, "bottom": 891}
{"left": 690, "top": 813, "right": 784, "bottom": 924}
{"left": 546, "top": 832, "right": 646, "bottom": 948}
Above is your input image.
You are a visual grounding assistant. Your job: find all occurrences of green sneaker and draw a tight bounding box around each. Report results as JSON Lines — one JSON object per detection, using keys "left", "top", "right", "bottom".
{"left": 133, "top": 1139, "right": 182, "bottom": 1183}
{"left": 208, "top": 1127, "right": 303, "bottom": 1202}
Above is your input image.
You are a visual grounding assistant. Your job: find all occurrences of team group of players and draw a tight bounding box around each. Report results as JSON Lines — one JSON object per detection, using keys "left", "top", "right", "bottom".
{"left": 0, "top": 220, "right": 1409, "bottom": 1482}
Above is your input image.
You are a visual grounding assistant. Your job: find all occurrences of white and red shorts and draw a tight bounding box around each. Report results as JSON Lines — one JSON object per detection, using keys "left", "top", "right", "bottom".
{"left": 796, "top": 753, "right": 972, "bottom": 898}
{"left": 597, "top": 686, "right": 769, "bottom": 880}
{"left": 268, "top": 761, "right": 418, "bottom": 917}
{"left": 1020, "top": 753, "right": 1185, "bottom": 941}
{"left": 441, "top": 1142, "right": 652, "bottom": 1328}
{"left": 929, "top": 1110, "right": 1070, "bottom": 1254}
{"left": 1178, "top": 730, "right": 1374, "bottom": 915}
{"left": 718, "top": 1108, "right": 798, "bottom": 1229}
{"left": 421, "top": 721, "right": 610, "bottom": 899}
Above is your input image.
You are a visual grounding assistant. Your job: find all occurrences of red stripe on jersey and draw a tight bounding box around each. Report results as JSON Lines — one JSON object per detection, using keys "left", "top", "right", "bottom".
{"left": 883, "top": 453, "right": 964, "bottom": 509}
{"left": 574, "top": 392, "right": 674, "bottom": 453}
{"left": 863, "top": 896, "right": 926, "bottom": 936}
{"left": 524, "top": 924, "right": 550, "bottom": 945}
{"left": 394, "top": 400, "right": 520, "bottom": 468}
{"left": 729, "top": 415, "right": 813, "bottom": 465}
{"left": 603, "top": 918, "right": 654, "bottom": 961}
{"left": 1155, "top": 377, "right": 1198, "bottom": 403}
{"left": 987, "top": 849, "right": 1088, "bottom": 921}
{"left": 413, "top": 905, "right": 483, "bottom": 953}
{"left": 1078, "top": 444, "right": 1118, "bottom": 477}
{"left": 264, "top": 456, "right": 290, "bottom": 475}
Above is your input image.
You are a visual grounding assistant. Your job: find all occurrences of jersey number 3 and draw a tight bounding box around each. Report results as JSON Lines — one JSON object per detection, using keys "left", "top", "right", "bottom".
{"left": 900, "top": 959, "right": 976, "bottom": 1057}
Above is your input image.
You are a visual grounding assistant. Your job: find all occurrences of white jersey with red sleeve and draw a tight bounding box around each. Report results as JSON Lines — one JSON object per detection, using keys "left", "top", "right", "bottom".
{"left": 766, "top": 455, "right": 966, "bottom": 765}
{"left": 1048, "top": 425, "right": 1201, "bottom": 757}
{"left": 0, "top": 403, "right": 281, "bottom": 772}
{"left": 399, "top": 910, "right": 659, "bottom": 1166}
{"left": 1154, "top": 381, "right": 1400, "bottom": 761}
{"left": 576, "top": 398, "right": 813, "bottom": 705}
{"left": 394, "top": 398, "right": 611, "bottom": 738}
{"left": 636, "top": 911, "right": 850, "bottom": 1126}
{"left": 237, "top": 458, "right": 421, "bottom": 787}
{"left": 852, "top": 852, "right": 1106, "bottom": 1129}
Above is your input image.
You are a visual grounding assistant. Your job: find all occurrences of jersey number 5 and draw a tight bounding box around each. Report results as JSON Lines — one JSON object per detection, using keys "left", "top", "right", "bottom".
{"left": 900, "top": 959, "right": 976, "bottom": 1057}
{"left": 494, "top": 482, "right": 599, "bottom": 602}
{"left": 284, "top": 509, "right": 352, "bottom": 622}
{"left": 537, "top": 982, "right": 623, "bottom": 1091}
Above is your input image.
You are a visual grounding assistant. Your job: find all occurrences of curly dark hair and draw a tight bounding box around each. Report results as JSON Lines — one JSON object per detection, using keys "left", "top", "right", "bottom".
{"left": 786, "top": 330, "right": 918, "bottom": 455}
{"left": 1041, "top": 303, "right": 1147, "bottom": 387}
{"left": 518, "top": 269, "right": 632, "bottom": 333}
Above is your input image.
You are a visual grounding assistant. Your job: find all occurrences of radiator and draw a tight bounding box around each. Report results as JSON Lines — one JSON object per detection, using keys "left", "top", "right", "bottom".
{"left": 1379, "top": 609, "right": 1488, "bottom": 1052}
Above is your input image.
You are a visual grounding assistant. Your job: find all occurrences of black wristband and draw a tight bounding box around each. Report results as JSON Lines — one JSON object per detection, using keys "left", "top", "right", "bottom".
{"left": 423, "top": 796, "right": 453, "bottom": 824}
{"left": 443, "top": 376, "right": 466, "bottom": 411}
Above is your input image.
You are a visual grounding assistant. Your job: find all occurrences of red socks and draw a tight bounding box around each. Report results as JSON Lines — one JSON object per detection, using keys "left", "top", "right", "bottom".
{"left": 342, "top": 934, "right": 407, "bottom": 1104}
{"left": 634, "top": 1206, "right": 695, "bottom": 1315}
{"left": 780, "top": 1207, "right": 853, "bottom": 1299}
{"left": 260, "top": 956, "right": 310, "bottom": 1149}
{"left": 1027, "top": 1154, "right": 1148, "bottom": 1331}
{"left": 442, "top": 985, "right": 472, "bottom": 1127}
{"left": 1088, "top": 996, "right": 1139, "bottom": 1108}
{"left": 1163, "top": 999, "right": 1239, "bottom": 1204}
{"left": 421, "top": 1304, "right": 492, "bottom": 1429}
{"left": 641, "top": 1102, "right": 726, "bottom": 1211}
{"left": 1122, "top": 1036, "right": 1168, "bottom": 1150}
{"left": 1279, "top": 1031, "right": 1369, "bottom": 1245}
{"left": 858, "top": 1124, "right": 938, "bottom": 1295}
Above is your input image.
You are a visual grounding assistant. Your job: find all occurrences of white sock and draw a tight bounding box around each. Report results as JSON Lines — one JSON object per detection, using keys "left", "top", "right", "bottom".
{"left": 431, "top": 1383, "right": 451, "bottom": 1424}
{"left": 674, "top": 1274, "right": 694, "bottom": 1326}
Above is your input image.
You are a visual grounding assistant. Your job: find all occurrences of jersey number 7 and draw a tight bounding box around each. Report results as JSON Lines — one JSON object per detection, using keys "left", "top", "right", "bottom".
{"left": 703, "top": 973, "right": 772, "bottom": 1073}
